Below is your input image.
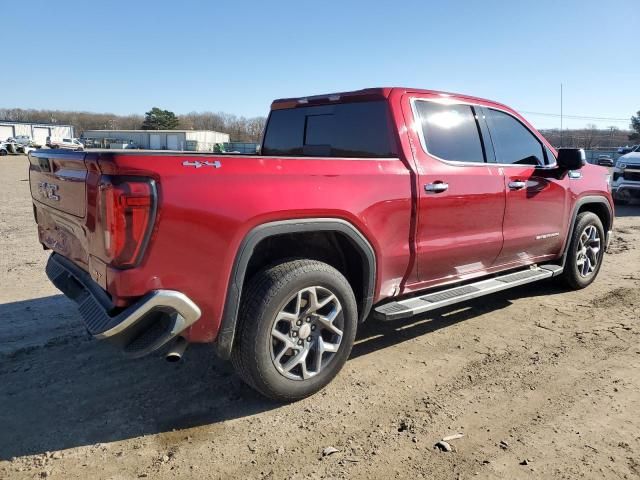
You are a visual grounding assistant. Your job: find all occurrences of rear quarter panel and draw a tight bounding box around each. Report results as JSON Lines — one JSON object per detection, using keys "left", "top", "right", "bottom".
{"left": 107, "top": 153, "right": 413, "bottom": 342}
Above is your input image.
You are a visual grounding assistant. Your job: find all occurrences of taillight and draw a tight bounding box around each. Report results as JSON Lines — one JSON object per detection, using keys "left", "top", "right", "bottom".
{"left": 99, "top": 178, "right": 156, "bottom": 268}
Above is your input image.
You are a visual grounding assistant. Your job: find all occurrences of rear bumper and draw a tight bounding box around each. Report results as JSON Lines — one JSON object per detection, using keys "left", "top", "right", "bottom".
{"left": 46, "top": 253, "right": 201, "bottom": 357}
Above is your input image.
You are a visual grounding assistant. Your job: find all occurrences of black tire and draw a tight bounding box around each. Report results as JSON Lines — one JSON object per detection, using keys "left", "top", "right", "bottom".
{"left": 231, "top": 259, "right": 358, "bottom": 401}
{"left": 0, "top": 150, "right": 7, "bottom": 156}
{"left": 559, "top": 212, "right": 605, "bottom": 290}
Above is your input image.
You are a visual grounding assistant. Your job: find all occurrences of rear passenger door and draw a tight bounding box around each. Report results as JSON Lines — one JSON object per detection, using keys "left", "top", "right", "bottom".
{"left": 406, "top": 96, "right": 506, "bottom": 287}
{"left": 482, "top": 107, "right": 567, "bottom": 266}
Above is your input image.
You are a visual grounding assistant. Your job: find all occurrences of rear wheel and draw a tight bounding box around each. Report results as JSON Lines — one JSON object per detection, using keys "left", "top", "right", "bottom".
{"left": 231, "top": 260, "right": 357, "bottom": 401}
{"left": 559, "top": 212, "right": 605, "bottom": 289}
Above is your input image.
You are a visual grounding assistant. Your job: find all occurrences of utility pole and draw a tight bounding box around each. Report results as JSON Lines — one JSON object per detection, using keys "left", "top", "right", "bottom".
{"left": 560, "top": 83, "right": 563, "bottom": 148}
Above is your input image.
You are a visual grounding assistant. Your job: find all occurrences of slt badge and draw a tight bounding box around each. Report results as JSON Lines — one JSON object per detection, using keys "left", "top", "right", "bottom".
{"left": 182, "top": 160, "right": 221, "bottom": 169}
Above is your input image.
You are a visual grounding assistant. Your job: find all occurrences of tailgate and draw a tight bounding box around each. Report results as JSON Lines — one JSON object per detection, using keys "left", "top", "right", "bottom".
{"left": 29, "top": 151, "right": 87, "bottom": 217}
{"left": 29, "top": 150, "right": 90, "bottom": 268}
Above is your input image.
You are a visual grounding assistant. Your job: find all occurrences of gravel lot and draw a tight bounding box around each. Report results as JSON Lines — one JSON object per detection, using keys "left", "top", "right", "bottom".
{"left": 1, "top": 154, "right": 639, "bottom": 479}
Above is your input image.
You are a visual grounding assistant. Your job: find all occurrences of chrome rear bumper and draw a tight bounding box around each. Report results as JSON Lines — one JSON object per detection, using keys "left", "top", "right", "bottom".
{"left": 46, "top": 253, "right": 201, "bottom": 357}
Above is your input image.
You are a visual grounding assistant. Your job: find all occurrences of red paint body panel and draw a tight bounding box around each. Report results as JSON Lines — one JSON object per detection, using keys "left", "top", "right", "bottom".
{"left": 498, "top": 166, "right": 568, "bottom": 264}
{"left": 51, "top": 153, "right": 413, "bottom": 342}
{"left": 29, "top": 87, "right": 614, "bottom": 344}
{"left": 399, "top": 92, "right": 507, "bottom": 286}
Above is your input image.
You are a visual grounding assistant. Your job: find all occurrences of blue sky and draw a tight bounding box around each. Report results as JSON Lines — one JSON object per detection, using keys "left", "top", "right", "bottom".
{"left": 4, "top": 0, "right": 638, "bottom": 129}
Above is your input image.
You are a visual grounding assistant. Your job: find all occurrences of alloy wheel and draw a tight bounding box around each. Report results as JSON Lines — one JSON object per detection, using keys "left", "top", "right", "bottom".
{"left": 270, "top": 286, "right": 344, "bottom": 381}
{"left": 576, "top": 225, "right": 601, "bottom": 277}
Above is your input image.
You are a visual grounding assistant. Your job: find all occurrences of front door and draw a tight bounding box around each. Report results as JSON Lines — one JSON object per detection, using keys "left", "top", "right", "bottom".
{"left": 405, "top": 96, "right": 506, "bottom": 288}
{"left": 482, "top": 107, "right": 568, "bottom": 266}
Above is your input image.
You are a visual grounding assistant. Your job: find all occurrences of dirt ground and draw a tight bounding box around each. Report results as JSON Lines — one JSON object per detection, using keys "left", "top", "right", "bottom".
{"left": 0, "top": 154, "right": 638, "bottom": 479}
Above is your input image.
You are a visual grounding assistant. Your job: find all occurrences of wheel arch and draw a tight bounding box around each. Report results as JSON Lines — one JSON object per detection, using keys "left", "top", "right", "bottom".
{"left": 214, "top": 218, "right": 377, "bottom": 359}
{"left": 561, "top": 195, "right": 613, "bottom": 267}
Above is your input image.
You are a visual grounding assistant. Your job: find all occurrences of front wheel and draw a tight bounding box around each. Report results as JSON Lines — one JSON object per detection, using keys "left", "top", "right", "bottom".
{"left": 231, "top": 260, "right": 358, "bottom": 401}
{"left": 559, "top": 212, "right": 605, "bottom": 289}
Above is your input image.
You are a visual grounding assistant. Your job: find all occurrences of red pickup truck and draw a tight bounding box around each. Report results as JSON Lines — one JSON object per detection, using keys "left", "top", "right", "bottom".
{"left": 30, "top": 87, "right": 613, "bottom": 401}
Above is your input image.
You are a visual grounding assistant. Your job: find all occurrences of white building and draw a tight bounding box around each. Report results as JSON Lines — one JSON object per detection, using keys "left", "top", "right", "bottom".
{"left": 81, "top": 129, "right": 230, "bottom": 151}
{"left": 0, "top": 121, "right": 74, "bottom": 145}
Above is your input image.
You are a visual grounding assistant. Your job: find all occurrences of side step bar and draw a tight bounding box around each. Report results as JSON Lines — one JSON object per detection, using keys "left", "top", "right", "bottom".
{"left": 374, "top": 265, "right": 563, "bottom": 321}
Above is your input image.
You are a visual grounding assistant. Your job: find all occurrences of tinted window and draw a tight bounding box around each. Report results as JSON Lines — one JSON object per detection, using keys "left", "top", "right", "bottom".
{"left": 262, "top": 101, "right": 397, "bottom": 157}
{"left": 485, "top": 109, "right": 544, "bottom": 166}
{"left": 414, "top": 101, "right": 485, "bottom": 163}
{"left": 544, "top": 146, "right": 556, "bottom": 165}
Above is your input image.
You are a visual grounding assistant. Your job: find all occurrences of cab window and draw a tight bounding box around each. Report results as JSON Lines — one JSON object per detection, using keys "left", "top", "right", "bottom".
{"left": 485, "top": 109, "right": 544, "bottom": 166}
{"left": 414, "top": 100, "right": 485, "bottom": 163}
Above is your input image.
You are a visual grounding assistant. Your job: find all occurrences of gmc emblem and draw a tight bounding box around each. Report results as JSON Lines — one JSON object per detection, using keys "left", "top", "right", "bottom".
{"left": 38, "top": 181, "right": 60, "bottom": 201}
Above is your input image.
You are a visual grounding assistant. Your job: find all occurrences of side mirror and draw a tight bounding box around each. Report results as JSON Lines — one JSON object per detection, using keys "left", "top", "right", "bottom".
{"left": 597, "top": 156, "right": 614, "bottom": 167}
{"left": 557, "top": 148, "right": 585, "bottom": 170}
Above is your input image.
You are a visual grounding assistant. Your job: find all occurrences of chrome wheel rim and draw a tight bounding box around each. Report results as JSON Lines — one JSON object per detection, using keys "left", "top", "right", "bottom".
{"left": 576, "top": 225, "right": 601, "bottom": 277}
{"left": 270, "top": 286, "right": 343, "bottom": 381}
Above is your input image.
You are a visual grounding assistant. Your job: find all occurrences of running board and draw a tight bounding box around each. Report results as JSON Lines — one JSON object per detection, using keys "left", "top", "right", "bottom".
{"left": 374, "top": 265, "right": 563, "bottom": 321}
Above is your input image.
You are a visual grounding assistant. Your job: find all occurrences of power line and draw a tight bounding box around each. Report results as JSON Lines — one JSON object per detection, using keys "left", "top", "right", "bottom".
{"left": 518, "top": 110, "right": 630, "bottom": 123}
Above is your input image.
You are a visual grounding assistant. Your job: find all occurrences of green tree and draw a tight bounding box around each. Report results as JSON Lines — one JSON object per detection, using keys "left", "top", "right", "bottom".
{"left": 141, "top": 107, "right": 179, "bottom": 130}
{"left": 630, "top": 110, "right": 640, "bottom": 141}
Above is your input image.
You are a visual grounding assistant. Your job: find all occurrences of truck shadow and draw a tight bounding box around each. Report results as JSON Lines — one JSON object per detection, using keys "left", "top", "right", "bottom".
{"left": 0, "top": 280, "right": 574, "bottom": 459}
{"left": 351, "top": 280, "right": 564, "bottom": 359}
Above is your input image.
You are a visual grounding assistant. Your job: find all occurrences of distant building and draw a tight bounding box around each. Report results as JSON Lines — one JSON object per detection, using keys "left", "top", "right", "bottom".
{"left": 81, "top": 129, "right": 230, "bottom": 151}
{"left": 0, "top": 120, "right": 74, "bottom": 145}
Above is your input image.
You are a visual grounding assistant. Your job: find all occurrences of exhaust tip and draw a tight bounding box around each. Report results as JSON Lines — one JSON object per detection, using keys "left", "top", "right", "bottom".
{"left": 166, "top": 352, "right": 182, "bottom": 362}
{"left": 165, "top": 336, "right": 188, "bottom": 362}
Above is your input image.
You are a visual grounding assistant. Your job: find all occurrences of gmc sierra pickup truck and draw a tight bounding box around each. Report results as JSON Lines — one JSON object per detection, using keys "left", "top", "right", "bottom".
{"left": 30, "top": 87, "right": 613, "bottom": 401}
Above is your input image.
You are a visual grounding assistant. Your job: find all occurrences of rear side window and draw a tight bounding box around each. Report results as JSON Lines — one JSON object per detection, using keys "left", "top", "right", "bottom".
{"left": 414, "top": 100, "right": 485, "bottom": 163}
{"left": 262, "top": 101, "right": 397, "bottom": 158}
{"left": 485, "top": 109, "right": 544, "bottom": 166}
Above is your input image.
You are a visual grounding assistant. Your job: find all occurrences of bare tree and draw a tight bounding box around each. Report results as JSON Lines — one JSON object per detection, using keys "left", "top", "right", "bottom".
{"left": 0, "top": 107, "right": 267, "bottom": 142}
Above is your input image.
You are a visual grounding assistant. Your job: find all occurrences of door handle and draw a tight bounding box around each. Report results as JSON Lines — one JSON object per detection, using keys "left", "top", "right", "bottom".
{"left": 425, "top": 182, "right": 449, "bottom": 193}
{"left": 508, "top": 180, "right": 527, "bottom": 190}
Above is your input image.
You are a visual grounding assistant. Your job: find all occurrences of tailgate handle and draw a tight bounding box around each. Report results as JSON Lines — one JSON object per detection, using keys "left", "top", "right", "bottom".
{"left": 38, "top": 157, "right": 51, "bottom": 172}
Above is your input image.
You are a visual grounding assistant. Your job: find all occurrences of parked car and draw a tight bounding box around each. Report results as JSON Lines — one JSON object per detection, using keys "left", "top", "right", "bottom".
{"left": 9, "top": 135, "right": 33, "bottom": 146}
{"left": 19, "top": 145, "right": 37, "bottom": 155}
{"left": 8, "top": 136, "right": 42, "bottom": 151}
{"left": 30, "top": 87, "right": 613, "bottom": 401}
{"left": 3, "top": 140, "right": 20, "bottom": 154}
{"left": 596, "top": 155, "right": 614, "bottom": 167}
{"left": 611, "top": 150, "right": 640, "bottom": 204}
{"left": 617, "top": 145, "right": 640, "bottom": 155}
{"left": 1, "top": 139, "right": 34, "bottom": 156}
{"left": 46, "top": 137, "right": 84, "bottom": 151}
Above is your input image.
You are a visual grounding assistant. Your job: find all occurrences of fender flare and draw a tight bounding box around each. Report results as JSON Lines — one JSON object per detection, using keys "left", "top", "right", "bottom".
{"left": 214, "top": 218, "right": 377, "bottom": 359}
{"left": 560, "top": 195, "right": 613, "bottom": 267}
